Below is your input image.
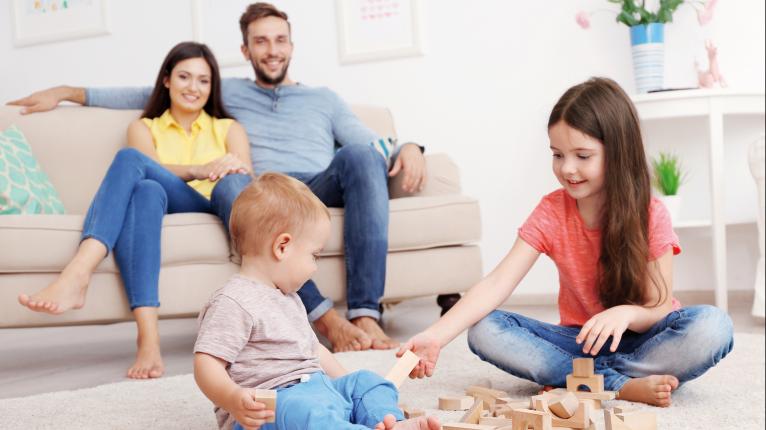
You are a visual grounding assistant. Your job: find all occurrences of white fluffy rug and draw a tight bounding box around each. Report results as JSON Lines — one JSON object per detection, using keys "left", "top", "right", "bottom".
{"left": 1, "top": 333, "right": 763, "bottom": 429}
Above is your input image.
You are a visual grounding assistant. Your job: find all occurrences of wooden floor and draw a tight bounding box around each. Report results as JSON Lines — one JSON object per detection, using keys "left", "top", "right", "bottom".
{"left": 0, "top": 291, "right": 762, "bottom": 400}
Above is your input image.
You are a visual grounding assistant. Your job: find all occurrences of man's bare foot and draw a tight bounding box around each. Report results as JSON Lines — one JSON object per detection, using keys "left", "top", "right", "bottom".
{"left": 375, "top": 414, "right": 441, "bottom": 430}
{"left": 18, "top": 268, "right": 90, "bottom": 314}
{"left": 352, "top": 316, "right": 399, "bottom": 350}
{"left": 314, "top": 309, "right": 373, "bottom": 352}
{"left": 618, "top": 375, "right": 679, "bottom": 407}
{"left": 127, "top": 336, "right": 165, "bottom": 379}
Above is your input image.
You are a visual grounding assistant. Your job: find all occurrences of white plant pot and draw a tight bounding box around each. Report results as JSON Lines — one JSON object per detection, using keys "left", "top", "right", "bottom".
{"left": 659, "top": 195, "right": 681, "bottom": 224}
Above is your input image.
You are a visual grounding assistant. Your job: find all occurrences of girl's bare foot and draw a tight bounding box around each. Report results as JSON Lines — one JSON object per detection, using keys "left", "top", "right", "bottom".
{"left": 618, "top": 375, "right": 679, "bottom": 407}
{"left": 127, "top": 335, "right": 165, "bottom": 379}
{"left": 314, "top": 309, "right": 373, "bottom": 352}
{"left": 375, "top": 414, "right": 441, "bottom": 430}
{"left": 18, "top": 267, "right": 90, "bottom": 314}
{"left": 352, "top": 316, "right": 399, "bottom": 350}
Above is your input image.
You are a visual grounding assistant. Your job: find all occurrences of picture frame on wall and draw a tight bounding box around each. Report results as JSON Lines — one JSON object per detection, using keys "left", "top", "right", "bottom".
{"left": 335, "top": 0, "right": 423, "bottom": 64}
{"left": 11, "top": 0, "right": 110, "bottom": 47}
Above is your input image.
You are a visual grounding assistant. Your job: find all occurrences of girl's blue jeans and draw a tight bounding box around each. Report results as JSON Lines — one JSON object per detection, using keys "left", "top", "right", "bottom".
{"left": 467, "top": 305, "right": 734, "bottom": 392}
{"left": 233, "top": 371, "right": 403, "bottom": 430}
{"left": 81, "top": 148, "right": 214, "bottom": 309}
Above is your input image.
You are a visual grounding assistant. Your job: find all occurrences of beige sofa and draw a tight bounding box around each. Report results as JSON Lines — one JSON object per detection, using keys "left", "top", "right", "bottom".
{"left": 0, "top": 105, "right": 482, "bottom": 328}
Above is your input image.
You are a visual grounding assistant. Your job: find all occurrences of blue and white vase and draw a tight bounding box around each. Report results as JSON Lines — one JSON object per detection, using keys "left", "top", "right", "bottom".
{"left": 630, "top": 23, "right": 665, "bottom": 93}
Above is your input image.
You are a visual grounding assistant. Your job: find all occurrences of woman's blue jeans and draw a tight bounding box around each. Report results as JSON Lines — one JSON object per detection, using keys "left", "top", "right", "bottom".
{"left": 466, "top": 305, "right": 734, "bottom": 392}
{"left": 81, "top": 148, "right": 214, "bottom": 309}
{"left": 211, "top": 144, "right": 389, "bottom": 322}
{"left": 233, "top": 371, "right": 403, "bottom": 430}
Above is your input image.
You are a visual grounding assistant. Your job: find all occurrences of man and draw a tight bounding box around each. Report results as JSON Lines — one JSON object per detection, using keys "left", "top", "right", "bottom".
{"left": 9, "top": 2, "right": 427, "bottom": 352}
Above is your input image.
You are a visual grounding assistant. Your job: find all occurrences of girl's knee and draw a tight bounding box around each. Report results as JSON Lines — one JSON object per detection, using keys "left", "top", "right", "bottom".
{"left": 684, "top": 305, "right": 734, "bottom": 356}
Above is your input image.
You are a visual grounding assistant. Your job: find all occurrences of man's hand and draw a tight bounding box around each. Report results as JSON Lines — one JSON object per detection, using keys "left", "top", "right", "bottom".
{"left": 6, "top": 86, "right": 84, "bottom": 115}
{"left": 225, "top": 388, "right": 274, "bottom": 430}
{"left": 576, "top": 305, "right": 636, "bottom": 356}
{"left": 389, "top": 143, "right": 426, "bottom": 194}
{"left": 396, "top": 332, "right": 441, "bottom": 379}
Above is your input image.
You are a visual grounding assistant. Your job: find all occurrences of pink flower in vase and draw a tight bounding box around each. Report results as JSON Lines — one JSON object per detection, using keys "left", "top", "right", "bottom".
{"left": 575, "top": 11, "right": 591, "bottom": 29}
{"left": 697, "top": 0, "right": 718, "bottom": 26}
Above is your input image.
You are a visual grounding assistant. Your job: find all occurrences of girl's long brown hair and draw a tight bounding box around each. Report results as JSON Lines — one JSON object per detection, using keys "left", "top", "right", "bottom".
{"left": 548, "top": 77, "right": 664, "bottom": 308}
{"left": 142, "top": 41, "right": 231, "bottom": 120}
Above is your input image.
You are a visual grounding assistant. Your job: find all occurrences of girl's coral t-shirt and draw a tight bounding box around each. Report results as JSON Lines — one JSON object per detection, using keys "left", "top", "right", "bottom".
{"left": 518, "top": 189, "right": 681, "bottom": 327}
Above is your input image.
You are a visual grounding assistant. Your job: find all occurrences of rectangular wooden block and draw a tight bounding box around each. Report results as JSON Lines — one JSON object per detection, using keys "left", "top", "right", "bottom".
{"left": 402, "top": 406, "right": 425, "bottom": 419}
{"left": 460, "top": 399, "right": 484, "bottom": 424}
{"left": 604, "top": 410, "right": 632, "bottom": 430}
{"left": 439, "top": 395, "right": 476, "bottom": 411}
{"left": 618, "top": 410, "right": 657, "bottom": 430}
{"left": 254, "top": 389, "right": 277, "bottom": 423}
{"left": 511, "top": 409, "right": 552, "bottom": 430}
{"left": 479, "top": 416, "right": 514, "bottom": 426}
{"left": 384, "top": 350, "right": 420, "bottom": 388}
{"left": 572, "top": 358, "right": 595, "bottom": 377}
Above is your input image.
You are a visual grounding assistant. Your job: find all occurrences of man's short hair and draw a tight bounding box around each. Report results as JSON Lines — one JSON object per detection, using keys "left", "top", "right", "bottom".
{"left": 230, "top": 173, "right": 329, "bottom": 257}
{"left": 239, "top": 2, "right": 291, "bottom": 45}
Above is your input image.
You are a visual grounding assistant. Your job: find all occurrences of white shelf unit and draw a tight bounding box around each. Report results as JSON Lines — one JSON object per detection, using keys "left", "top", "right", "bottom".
{"left": 632, "top": 89, "right": 765, "bottom": 311}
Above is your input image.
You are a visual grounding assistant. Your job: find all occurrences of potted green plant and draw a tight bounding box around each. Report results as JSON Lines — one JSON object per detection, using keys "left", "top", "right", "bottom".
{"left": 651, "top": 151, "right": 687, "bottom": 222}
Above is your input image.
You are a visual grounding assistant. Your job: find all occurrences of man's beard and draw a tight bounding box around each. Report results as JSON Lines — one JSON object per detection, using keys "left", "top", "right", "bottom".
{"left": 253, "top": 57, "right": 291, "bottom": 86}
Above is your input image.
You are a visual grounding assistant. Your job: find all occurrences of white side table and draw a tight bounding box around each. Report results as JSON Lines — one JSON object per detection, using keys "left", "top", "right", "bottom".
{"left": 632, "top": 89, "right": 766, "bottom": 311}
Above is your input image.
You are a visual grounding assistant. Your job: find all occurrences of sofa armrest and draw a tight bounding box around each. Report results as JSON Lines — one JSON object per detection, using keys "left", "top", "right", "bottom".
{"left": 388, "top": 153, "right": 462, "bottom": 199}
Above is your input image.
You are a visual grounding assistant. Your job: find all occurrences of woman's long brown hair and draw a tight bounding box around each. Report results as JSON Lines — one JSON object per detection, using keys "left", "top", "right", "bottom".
{"left": 548, "top": 77, "right": 664, "bottom": 308}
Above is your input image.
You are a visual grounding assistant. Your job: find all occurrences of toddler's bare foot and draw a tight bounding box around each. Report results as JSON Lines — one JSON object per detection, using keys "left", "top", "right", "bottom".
{"left": 127, "top": 336, "right": 165, "bottom": 379}
{"left": 618, "top": 375, "right": 679, "bottom": 407}
{"left": 314, "top": 309, "right": 373, "bottom": 352}
{"left": 18, "top": 267, "right": 90, "bottom": 314}
{"left": 375, "top": 414, "right": 441, "bottom": 430}
{"left": 352, "top": 316, "right": 399, "bottom": 350}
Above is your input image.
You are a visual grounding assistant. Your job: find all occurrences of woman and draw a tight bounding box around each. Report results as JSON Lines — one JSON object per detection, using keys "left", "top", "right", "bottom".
{"left": 18, "top": 41, "right": 252, "bottom": 379}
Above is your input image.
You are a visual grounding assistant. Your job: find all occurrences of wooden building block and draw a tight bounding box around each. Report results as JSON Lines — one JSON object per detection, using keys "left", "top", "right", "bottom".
{"left": 548, "top": 392, "right": 579, "bottom": 419}
{"left": 617, "top": 410, "right": 657, "bottom": 430}
{"left": 604, "top": 410, "right": 632, "bottom": 430}
{"left": 254, "top": 389, "right": 277, "bottom": 423}
{"left": 402, "top": 406, "right": 424, "bottom": 419}
{"left": 479, "top": 416, "right": 514, "bottom": 426}
{"left": 442, "top": 424, "right": 496, "bottom": 430}
{"left": 570, "top": 390, "right": 615, "bottom": 401}
{"left": 439, "top": 395, "right": 476, "bottom": 411}
{"left": 511, "top": 409, "right": 552, "bottom": 430}
{"left": 532, "top": 396, "right": 590, "bottom": 429}
{"left": 579, "top": 398, "right": 603, "bottom": 411}
{"left": 460, "top": 399, "right": 484, "bottom": 424}
{"left": 466, "top": 385, "right": 509, "bottom": 410}
{"left": 572, "top": 358, "right": 595, "bottom": 377}
{"left": 566, "top": 374, "right": 605, "bottom": 393}
{"left": 384, "top": 350, "right": 420, "bottom": 388}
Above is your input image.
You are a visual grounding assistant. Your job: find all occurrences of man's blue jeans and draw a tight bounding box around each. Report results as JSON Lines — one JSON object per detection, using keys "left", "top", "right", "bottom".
{"left": 466, "top": 305, "right": 734, "bottom": 392}
{"left": 211, "top": 145, "right": 389, "bottom": 321}
{"left": 233, "top": 371, "right": 404, "bottom": 430}
{"left": 81, "top": 148, "right": 214, "bottom": 309}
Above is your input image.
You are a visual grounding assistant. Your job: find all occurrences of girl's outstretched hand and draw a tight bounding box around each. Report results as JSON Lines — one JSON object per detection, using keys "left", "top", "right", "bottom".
{"left": 397, "top": 332, "right": 441, "bottom": 379}
{"left": 576, "top": 305, "right": 635, "bottom": 356}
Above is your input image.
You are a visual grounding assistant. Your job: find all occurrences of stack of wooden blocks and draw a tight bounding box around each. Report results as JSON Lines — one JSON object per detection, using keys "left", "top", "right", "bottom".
{"left": 404, "top": 358, "right": 658, "bottom": 430}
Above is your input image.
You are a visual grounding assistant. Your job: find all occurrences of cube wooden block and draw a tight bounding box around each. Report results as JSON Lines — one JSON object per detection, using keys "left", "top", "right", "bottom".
{"left": 254, "top": 389, "right": 277, "bottom": 423}
{"left": 572, "top": 358, "right": 595, "bottom": 377}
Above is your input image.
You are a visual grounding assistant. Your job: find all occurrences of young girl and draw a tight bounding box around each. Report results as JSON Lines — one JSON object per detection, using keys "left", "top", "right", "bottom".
{"left": 398, "top": 77, "right": 733, "bottom": 407}
{"left": 18, "top": 41, "right": 252, "bottom": 379}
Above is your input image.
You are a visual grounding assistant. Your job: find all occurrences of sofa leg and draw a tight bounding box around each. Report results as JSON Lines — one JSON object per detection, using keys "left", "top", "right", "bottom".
{"left": 436, "top": 293, "right": 462, "bottom": 316}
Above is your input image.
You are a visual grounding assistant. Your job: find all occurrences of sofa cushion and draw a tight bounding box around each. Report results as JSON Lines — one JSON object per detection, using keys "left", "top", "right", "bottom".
{"left": 0, "top": 126, "right": 65, "bottom": 214}
{"left": 0, "top": 213, "right": 231, "bottom": 273}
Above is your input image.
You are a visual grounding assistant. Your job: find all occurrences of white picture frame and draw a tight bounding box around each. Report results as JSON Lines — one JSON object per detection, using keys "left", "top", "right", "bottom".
{"left": 11, "top": 0, "right": 110, "bottom": 48}
{"left": 191, "top": 0, "right": 250, "bottom": 68}
{"left": 335, "top": 0, "right": 423, "bottom": 64}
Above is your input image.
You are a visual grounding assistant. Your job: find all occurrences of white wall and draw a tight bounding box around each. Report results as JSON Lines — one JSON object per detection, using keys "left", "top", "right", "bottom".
{"left": 2, "top": 0, "right": 764, "bottom": 297}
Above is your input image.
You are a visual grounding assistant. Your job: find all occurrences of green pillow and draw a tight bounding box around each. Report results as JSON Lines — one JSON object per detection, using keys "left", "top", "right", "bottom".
{"left": 0, "top": 125, "right": 65, "bottom": 214}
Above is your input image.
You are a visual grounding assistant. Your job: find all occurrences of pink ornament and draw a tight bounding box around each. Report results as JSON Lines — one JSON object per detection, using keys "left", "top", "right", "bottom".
{"left": 575, "top": 11, "right": 591, "bottom": 29}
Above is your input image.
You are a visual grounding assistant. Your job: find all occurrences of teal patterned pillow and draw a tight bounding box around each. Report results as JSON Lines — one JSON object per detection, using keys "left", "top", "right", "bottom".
{"left": 0, "top": 126, "right": 65, "bottom": 214}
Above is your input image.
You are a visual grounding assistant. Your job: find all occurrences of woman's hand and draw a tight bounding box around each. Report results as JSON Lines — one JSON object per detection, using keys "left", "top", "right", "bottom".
{"left": 397, "top": 332, "right": 442, "bottom": 379}
{"left": 193, "top": 154, "right": 250, "bottom": 181}
{"left": 576, "top": 305, "right": 636, "bottom": 355}
{"left": 225, "top": 387, "right": 274, "bottom": 430}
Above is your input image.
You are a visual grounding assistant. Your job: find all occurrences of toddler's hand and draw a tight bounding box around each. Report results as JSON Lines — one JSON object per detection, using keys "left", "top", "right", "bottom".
{"left": 227, "top": 388, "right": 274, "bottom": 430}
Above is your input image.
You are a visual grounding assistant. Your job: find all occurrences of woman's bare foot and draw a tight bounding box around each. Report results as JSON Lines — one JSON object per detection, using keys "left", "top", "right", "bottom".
{"left": 375, "top": 414, "right": 441, "bottom": 430}
{"left": 618, "top": 375, "right": 679, "bottom": 407}
{"left": 17, "top": 238, "right": 105, "bottom": 314}
{"left": 127, "top": 335, "right": 165, "bottom": 379}
{"left": 352, "top": 316, "right": 399, "bottom": 350}
{"left": 314, "top": 309, "right": 373, "bottom": 352}
{"left": 18, "top": 267, "right": 90, "bottom": 314}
